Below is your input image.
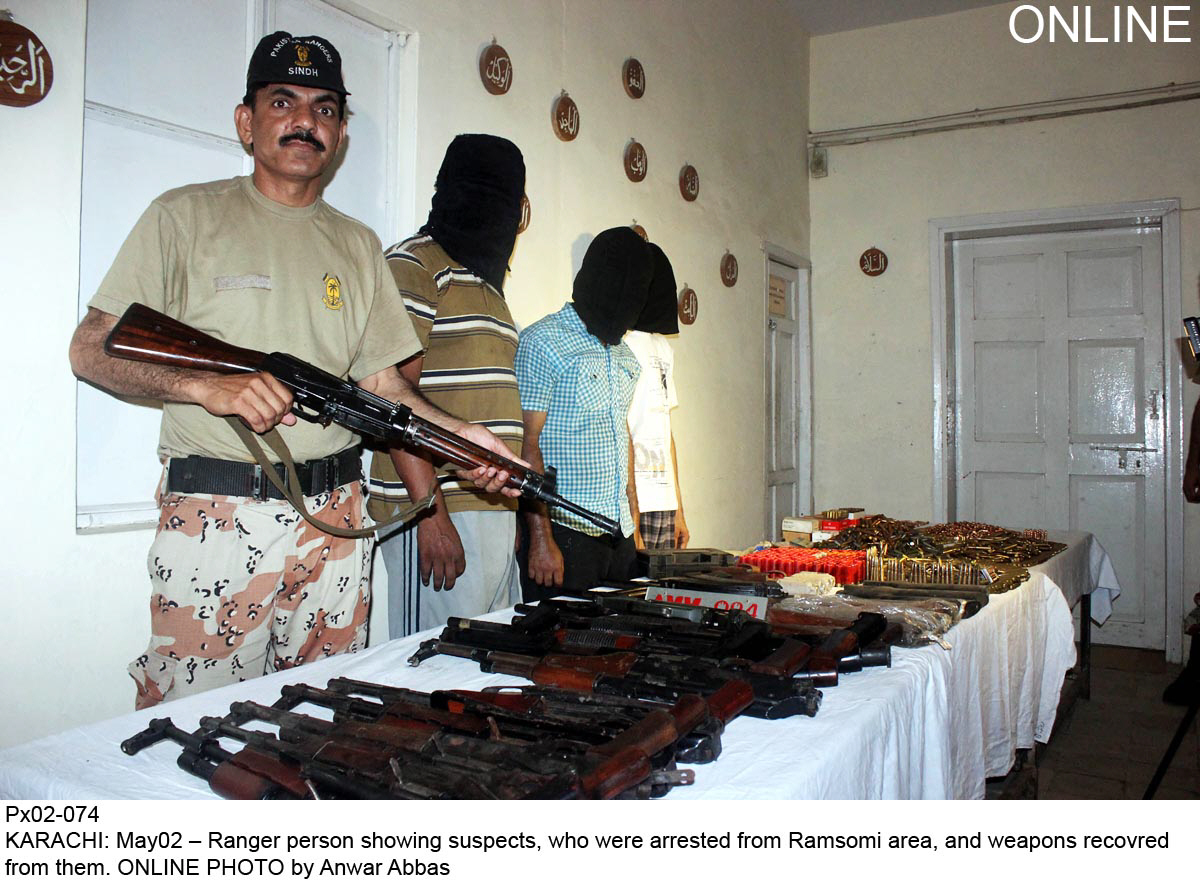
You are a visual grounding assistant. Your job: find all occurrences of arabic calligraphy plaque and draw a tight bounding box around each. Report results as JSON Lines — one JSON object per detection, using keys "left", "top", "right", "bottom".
{"left": 859, "top": 247, "right": 888, "bottom": 277}
{"left": 518, "top": 194, "right": 531, "bottom": 233}
{"left": 478, "top": 42, "right": 512, "bottom": 95}
{"left": 679, "top": 164, "right": 699, "bottom": 202}
{"left": 552, "top": 92, "right": 579, "bottom": 142}
{"left": 624, "top": 139, "right": 647, "bottom": 182}
{"left": 622, "top": 58, "right": 645, "bottom": 99}
{"left": 720, "top": 252, "right": 738, "bottom": 288}
{"left": 678, "top": 286, "right": 698, "bottom": 326}
{"left": 0, "top": 21, "right": 53, "bottom": 107}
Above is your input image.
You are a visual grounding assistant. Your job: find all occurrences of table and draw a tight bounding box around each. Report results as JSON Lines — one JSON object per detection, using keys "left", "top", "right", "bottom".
{"left": 0, "top": 533, "right": 1119, "bottom": 801}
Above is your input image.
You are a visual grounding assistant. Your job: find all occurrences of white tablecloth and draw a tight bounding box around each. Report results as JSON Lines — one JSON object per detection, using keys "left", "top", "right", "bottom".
{"left": 0, "top": 535, "right": 1118, "bottom": 800}
{"left": 1034, "top": 530, "right": 1122, "bottom": 623}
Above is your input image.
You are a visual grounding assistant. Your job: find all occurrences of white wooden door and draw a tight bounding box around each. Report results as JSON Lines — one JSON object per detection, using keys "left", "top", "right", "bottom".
{"left": 765, "top": 262, "right": 812, "bottom": 536}
{"left": 954, "top": 226, "right": 1165, "bottom": 648}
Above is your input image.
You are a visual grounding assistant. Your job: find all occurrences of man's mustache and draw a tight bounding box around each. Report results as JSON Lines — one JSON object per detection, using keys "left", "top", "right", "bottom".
{"left": 279, "top": 130, "right": 326, "bottom": 151}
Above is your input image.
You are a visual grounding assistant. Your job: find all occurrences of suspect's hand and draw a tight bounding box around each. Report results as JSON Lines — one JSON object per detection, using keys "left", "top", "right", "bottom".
{"left": 416, "top": 511, "right": 466, "bottom": 591}
{"left": 527, "top": 534, "right": 565, "bottom": 587}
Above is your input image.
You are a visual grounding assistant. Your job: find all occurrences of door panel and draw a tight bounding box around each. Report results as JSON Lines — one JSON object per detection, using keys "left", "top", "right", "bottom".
{"left": 1071, "top": 474, "right": 1145, "bottom": 623}
{"left": 974, "top": 472, "right": 1046, "bottom": 527}
{"left": 1066, "top": 248, "right": 1142, "bottom": 316}
{"left": 954, "top": 225, "right": 1164, "bottom": 649}
{"left": 973, "top": 253, "right": 1043, "bottom": 318}
{"left": 1068, "top": 339, "right": 1142, "bottom": 441}
{"left": 973, "top": 341, "right": 1044, "bottom": 442}
{"left": 765, "top": 262, "right": 810, "bottom": 537}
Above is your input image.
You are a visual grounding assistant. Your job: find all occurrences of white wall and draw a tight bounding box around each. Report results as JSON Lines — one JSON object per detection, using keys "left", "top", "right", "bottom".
{"left": 808, "top": 3, "right": 1199, "bottom": 635}
{"left": 809, "top": 2, "right": 1199, "bottom": 518}
{"left": 0, "top": 0, "right": 809, "bottom": 749}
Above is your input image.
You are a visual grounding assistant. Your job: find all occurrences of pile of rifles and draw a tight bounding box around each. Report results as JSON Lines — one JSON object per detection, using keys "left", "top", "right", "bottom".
{"left": 122, "top": 594, "right": 897, "bottom": 799}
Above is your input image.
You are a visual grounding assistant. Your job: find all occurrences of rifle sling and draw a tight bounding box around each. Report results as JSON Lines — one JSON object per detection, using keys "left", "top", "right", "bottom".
{"left": 226, "top": 417, "right": 433, "bottom": 539}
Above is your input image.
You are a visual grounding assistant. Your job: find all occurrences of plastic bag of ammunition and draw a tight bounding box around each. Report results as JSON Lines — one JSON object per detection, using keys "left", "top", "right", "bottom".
{"left": 769, "top": 594, "right": 960, "bottom": 648}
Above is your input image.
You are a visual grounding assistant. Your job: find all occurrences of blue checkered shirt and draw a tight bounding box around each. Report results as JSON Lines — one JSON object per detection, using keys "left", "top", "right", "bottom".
{"left": 515, "top": 303, "right": 640, "bottom": 536}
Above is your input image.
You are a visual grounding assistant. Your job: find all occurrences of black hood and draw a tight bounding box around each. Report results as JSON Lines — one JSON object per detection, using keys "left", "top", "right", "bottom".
{"left": 571, "top": 227, "right": 654, "bottom": 345}
{"left": 632, "top": 242, "right": 680, "bottom": 335}
{"left": 419, "top": 134, "right": 525, "bottom": 293}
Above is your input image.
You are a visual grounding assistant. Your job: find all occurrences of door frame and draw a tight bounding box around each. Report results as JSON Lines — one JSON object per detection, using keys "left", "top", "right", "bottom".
{"left": 928, "top": 199, "right": 1183, "bottom": 661}
{"left": 763, "top": 243, "right": 814, "bottom": 533}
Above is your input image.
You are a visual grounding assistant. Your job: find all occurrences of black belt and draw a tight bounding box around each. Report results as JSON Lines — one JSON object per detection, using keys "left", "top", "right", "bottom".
{"left": 166, "top": 448, "right": 361, "bottom": 501}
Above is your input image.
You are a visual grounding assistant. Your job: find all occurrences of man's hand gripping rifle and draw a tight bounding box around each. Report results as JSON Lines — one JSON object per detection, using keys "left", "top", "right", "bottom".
{"left": 104, "top": 303, "right": 619, "bottom": 536}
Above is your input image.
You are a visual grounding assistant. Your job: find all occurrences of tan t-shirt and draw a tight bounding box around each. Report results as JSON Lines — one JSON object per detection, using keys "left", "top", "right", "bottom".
{"left": 89, "top": 176, "right": 420, "bottom": 463}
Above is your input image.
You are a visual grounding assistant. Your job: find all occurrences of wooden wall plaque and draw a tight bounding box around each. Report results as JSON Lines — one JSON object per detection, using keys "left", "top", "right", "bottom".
{"left": 679, "top": 164, "right": 699, "bottom": 201}
{"left": 478, "top": 42, "right": 513, "bottom": 95}
{"left": 678, "top": 286, "right": 698, "bottom": 326}
{"left": 624, "top": 139, "right": 647, "bottom": 182}
{"left": 860, "top": 247, "right": 888, "bottom": 276}
{"left": 518, "top": 194, "right": 531, "bottom": 233}
{"left": 552, "top": 92, "right": 579, "bottom": 141}
{"left": 622, "top": 58, "right": 645, "bottom": 99}
{"left": 720, "top": 252, "right": 738, "bottom": 287}
{"left": 0, "top": 20, "right": 53, "bottom": 107}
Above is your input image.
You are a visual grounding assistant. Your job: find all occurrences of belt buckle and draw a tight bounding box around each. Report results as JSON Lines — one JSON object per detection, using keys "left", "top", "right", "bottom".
{"left": 250, "top": 464, "right": 268, "bottom": 502}
{"left": 312, "top": 458, "right": 329, "bottom": 497}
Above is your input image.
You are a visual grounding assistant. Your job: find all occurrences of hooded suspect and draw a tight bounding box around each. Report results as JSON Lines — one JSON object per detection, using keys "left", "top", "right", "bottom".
{"left": 572, "top": 227, "right": 654, "bottom": 345}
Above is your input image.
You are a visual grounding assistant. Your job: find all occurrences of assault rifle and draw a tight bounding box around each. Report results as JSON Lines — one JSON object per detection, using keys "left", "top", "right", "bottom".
{"left": 311, "top": 676, "right": 741, "bottom": 764}
{"left": 103, "top": 302, "right": 619, "bottom": 536}
{"left": 206, "top": 699, "right": 688, "bottom": 799}
{"left": 466, "top": 598, "right": 894, "bottom": 686}
{"left": 410, "top": 639, "right": 822, "bottom": 719}
{"left": 121, "top": 679, "right": 701, "bottom": 799}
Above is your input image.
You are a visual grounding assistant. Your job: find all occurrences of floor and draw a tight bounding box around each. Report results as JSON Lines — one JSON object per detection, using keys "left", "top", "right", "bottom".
{"left": 1036, "top": 644, "right": 1199, "bottom": 800}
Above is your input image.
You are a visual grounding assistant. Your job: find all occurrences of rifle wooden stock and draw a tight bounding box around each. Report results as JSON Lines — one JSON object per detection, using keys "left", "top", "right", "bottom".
{"left": 690, "top": 681, "right": 753, "bottom": 725}
{"left": 808, "top": 612, "right": 890, "bottom": 677}
{"left": 749, "top": 637, "right": 812, "bottom": 677}
{"left": 176, "top": 750, "right": 288, "bottom": 801}
{"left": 105, "top": 304, "right": 266, "bottom": 373}
{"left": 578, "top": 746, "right": 655, "bottom": 800}
{"left": 766, "top": 608, "right": 858, "bottom": 632}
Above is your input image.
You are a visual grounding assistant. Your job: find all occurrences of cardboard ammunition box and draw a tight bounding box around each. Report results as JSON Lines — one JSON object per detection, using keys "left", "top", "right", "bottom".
{"left": 781, "top": 528, "right": 839, "bottom": 544}
{"left": 819, "top": 518, "right": 858, "bottom": 531}
{"left": 782, "top": 515, "right": 822, "bottom": 534}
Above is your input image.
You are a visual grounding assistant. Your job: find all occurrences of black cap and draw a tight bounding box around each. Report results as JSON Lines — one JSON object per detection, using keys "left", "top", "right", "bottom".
{"left": 246, "top": 31, "right": 349, "bottom": 96}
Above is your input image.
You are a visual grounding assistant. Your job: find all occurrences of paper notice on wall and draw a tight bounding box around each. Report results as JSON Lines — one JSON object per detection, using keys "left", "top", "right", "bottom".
{"left": 768, "top": 275, "right": 788, "bottom": 317}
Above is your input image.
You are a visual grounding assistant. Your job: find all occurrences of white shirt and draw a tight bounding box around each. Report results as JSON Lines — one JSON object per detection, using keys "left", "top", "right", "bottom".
{"left": 625, "top": 330, "right": 679, "bottom": 512}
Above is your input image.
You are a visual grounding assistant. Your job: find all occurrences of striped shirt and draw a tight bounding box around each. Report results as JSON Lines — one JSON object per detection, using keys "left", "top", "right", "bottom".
{"left": 515, "top": 303, "right": 639, "bottom": 536}
{"left": 367, "top": 236, "right": 522, "bottom": 518}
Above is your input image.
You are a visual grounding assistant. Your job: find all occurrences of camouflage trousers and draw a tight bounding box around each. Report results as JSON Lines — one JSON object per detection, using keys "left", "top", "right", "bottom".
{"left": 130, "top": 480, "right": 372, "bottom": 709}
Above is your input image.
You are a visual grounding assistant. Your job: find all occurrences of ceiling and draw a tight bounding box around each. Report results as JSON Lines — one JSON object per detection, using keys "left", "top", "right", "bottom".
{"left": 790, "top": 0, "right": 1013, "bottom": 35}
